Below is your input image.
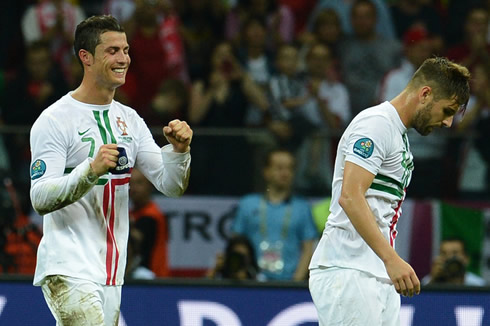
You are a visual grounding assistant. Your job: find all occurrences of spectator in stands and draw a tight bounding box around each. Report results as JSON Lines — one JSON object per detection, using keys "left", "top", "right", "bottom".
{"left": 150, "top": 78, "right": 189, "bottom": 127}
{"left": 267, "top": 43, "right": 310, "bottom": 151}
{"left": 238, "top": 16, "right": 276, "bottom": 125}
{"left": 456, "top": 62, "right": 490, "bottom": 197}
{"left": 4, "top": 40, "right": 68, "bottom": 126}
{"left": 444, "top": 0, "right": 487, "bottom": 48}
{"left": 187, "top": 41, "right": 267, "bottom": 195}
{"left": 232, "top": 148, "right": 318, "bottom": 281}
{"left": 443, "top": 6, "right": 490, "bottom": 197}
{"left": 189, "top": 41, "right": 268, "bottom": 128}
{"left": 338, "top": 0, "right": 401, "bottom": 116}
{"left": 422, "top": 238, "right": 486, "bottom": 286}
{"left": 3, "top": 41, "right": 68, "bottom": 185}
{"left": 21, "top": 0, "right": 86, "bottom": 79}
{"left": 378, "top": 26, "right": 448, "bottom": 199}
{"left": 378, "top": 26, "right": 433, "bottom": 102}
{"left": 446, "top": 6, "right": 490, "bottom": 71}
{"left": 279, "top": 0, "right": 317, "bottom": 36}
{"left": 295, "top": 43, "right": 351, "bottom": 196}
{"left": 103, "top": 0, "right": 136, "bottom": 28}
{"left": 225, "top": 0, "right": 295, "bottom": 52}
{"left": 238, "top": 16, "right": 275, "bottom": 89}
{"left": 119, "top": 2, "right": 168, "bottom": 119}
{"left": 302, "top": 43, "right": 351, "bottom": 132}
{"left": 158, "top": 0, "right": 190, "bottom": 83}
{"left": 300, "top": 8, "right": 343, "bottom": 63}
{"left": 390, "top": 0, "right": 444, "bottom": 54}
{"left": 207, "top": 235, "right": 259, "bottom": 280}
{"left": 129, "top": 168, "right": 170, "bottom": 278}
{"left": 178, "top": 0, "right": 227, "bottom": 80}
{"left": 307, "top": 0, "right": 396, "bottom": 40}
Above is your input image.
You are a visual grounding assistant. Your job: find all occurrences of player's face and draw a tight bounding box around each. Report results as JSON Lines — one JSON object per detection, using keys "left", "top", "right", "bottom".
{"left": 92, "top": 31, "right": 130, "bottom": 90}
{"left": 412, "top": 98, "right": 459, "bottom": 136}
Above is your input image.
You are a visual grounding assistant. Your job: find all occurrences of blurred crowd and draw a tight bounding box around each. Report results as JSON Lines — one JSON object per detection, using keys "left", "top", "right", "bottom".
{"left": 0, "top": 0, "right": 489, "bottom": 279}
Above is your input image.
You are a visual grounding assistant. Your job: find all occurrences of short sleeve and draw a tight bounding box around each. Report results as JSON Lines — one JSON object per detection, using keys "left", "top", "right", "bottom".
{"left": 344, "top": 114, "right": 393, "bottom": 176}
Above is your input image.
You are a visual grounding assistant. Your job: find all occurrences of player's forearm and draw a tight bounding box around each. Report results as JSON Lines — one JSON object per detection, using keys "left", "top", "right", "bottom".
{"left": 30, "top": 159, "right": 98, "bottom": 215}
{"left": 339, "top": 193, "right": 398, "bottom": 264}
{"left": 137, "top": 145, "right": 191, "bottom": 198}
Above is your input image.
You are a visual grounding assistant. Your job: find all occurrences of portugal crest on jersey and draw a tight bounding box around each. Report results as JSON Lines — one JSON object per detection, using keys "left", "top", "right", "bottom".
{"left": 116, "top": 117, "right": 128, "bottom": 136}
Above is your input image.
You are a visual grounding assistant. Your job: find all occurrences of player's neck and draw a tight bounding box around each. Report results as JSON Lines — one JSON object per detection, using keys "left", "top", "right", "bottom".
{"left": 390, "top": 90, "right": 416, "bottom": 129}
{"left": 72, "top": 80, "right": 116, "bottom": 105}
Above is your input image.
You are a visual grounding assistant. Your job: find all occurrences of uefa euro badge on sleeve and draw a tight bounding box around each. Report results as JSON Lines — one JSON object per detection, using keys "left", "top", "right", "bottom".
{"left": 30, "top": 159, "right": 46, "bottom": 180}
{"left": 258, "top": 240, "right": 284, "bottom": 274}
{"left": 109, "top": 147, "right": 130, "bottom": 174}
{"left": 353, "top": 138, "right": 374, "bottom": 159}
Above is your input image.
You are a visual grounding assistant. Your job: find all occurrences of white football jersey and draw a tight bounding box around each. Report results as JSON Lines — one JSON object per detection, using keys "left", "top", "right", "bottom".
{"left": 309, "top": 101, "right": 413, "bottom": 281}
{"left": 30, "top": 93, "right": 190, "bottom": 286}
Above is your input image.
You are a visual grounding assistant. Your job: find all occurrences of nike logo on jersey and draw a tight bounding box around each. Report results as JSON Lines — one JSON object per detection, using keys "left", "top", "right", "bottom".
{"left": 78, "top": 128, "right": 91, "bottom": 136}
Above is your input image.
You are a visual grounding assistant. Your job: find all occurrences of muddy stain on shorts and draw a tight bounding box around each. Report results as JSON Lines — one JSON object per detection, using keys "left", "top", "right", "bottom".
{"left": 45, "top": 276, "right": 105, "bottom": 326}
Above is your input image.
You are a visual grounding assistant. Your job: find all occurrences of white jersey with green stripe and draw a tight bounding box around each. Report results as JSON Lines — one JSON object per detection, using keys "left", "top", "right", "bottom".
{"left": 30, "top": 92, "right": 191, "bottom": 286}
{"left": 309, "top": 101, "right": 413, "bottom": 281}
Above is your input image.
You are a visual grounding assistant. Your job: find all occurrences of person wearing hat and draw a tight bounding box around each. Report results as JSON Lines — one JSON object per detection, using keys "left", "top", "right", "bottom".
{"left": 377, "top": 26, "right": 447, "bottom": 199}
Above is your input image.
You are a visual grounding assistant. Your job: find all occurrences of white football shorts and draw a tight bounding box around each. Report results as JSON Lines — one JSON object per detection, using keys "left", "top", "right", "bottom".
{"left": 309, "top": 267, "right": 400, "bottom": 326}
{"left": 40, "top": 275, "right": 122, "bottom": 326}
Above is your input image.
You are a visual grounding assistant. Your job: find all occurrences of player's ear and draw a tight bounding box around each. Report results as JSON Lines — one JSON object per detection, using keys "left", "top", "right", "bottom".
{"left": 419, "top": 86, "right": 432, "bottom": 104}
{"left": 78, "top": 49, "right": 94, "bottom": 67}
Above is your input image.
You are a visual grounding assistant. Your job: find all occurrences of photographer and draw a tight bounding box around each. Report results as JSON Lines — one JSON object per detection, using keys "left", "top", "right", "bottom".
{"left": 208, "top": 235, "right": 259, "bottom": 280}
{"left": 422, "top": 238, "right": 486, "bottom": 286}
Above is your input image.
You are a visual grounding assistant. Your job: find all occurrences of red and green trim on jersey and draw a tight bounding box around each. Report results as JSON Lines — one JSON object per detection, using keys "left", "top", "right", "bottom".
{"left": 103, "top": 175, "right": 131, "bottom": 285}
{"left": 93, "top": 109, "right": 132, "bottom": 285}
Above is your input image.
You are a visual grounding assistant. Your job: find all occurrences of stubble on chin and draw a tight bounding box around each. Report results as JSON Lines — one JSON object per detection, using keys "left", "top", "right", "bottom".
{"left": 412, "top": 103, "right": 433, "bottom": 136}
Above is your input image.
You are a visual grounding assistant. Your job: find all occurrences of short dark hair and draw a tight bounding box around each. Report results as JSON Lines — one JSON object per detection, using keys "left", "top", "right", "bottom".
{"left": 73, "top": 15, "right": 125, "bottom": 67}
{"left": 408, "top": 57, "right": 471, "bottom": 112}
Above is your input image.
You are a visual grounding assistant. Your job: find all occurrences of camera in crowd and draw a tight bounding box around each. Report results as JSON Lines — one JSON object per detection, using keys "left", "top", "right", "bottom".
{"left": 434, "top": 255, "right": 466, "bottom": 283}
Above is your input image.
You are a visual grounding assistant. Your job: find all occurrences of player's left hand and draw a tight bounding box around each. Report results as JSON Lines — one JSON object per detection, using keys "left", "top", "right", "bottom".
{"left": 385, "top": 256, "right": 421, "bottom": 297}
{"left": 163, "top": 119, "right": 192, "bottom": 153}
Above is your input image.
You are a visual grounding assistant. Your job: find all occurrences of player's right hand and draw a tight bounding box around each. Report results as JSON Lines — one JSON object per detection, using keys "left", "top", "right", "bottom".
{"left": 385, "top": 255, "right": 421, "bottom": 298}
{"left": 90, "top": 144, "right": 119, "bottom": 176}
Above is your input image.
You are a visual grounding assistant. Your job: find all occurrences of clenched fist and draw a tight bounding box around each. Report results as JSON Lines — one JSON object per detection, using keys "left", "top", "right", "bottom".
{"left": 163, "top": 119, "right": 193, "bottom": 153}
{"left": 90, "top": 144, "right": 119, "bottom": 176}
